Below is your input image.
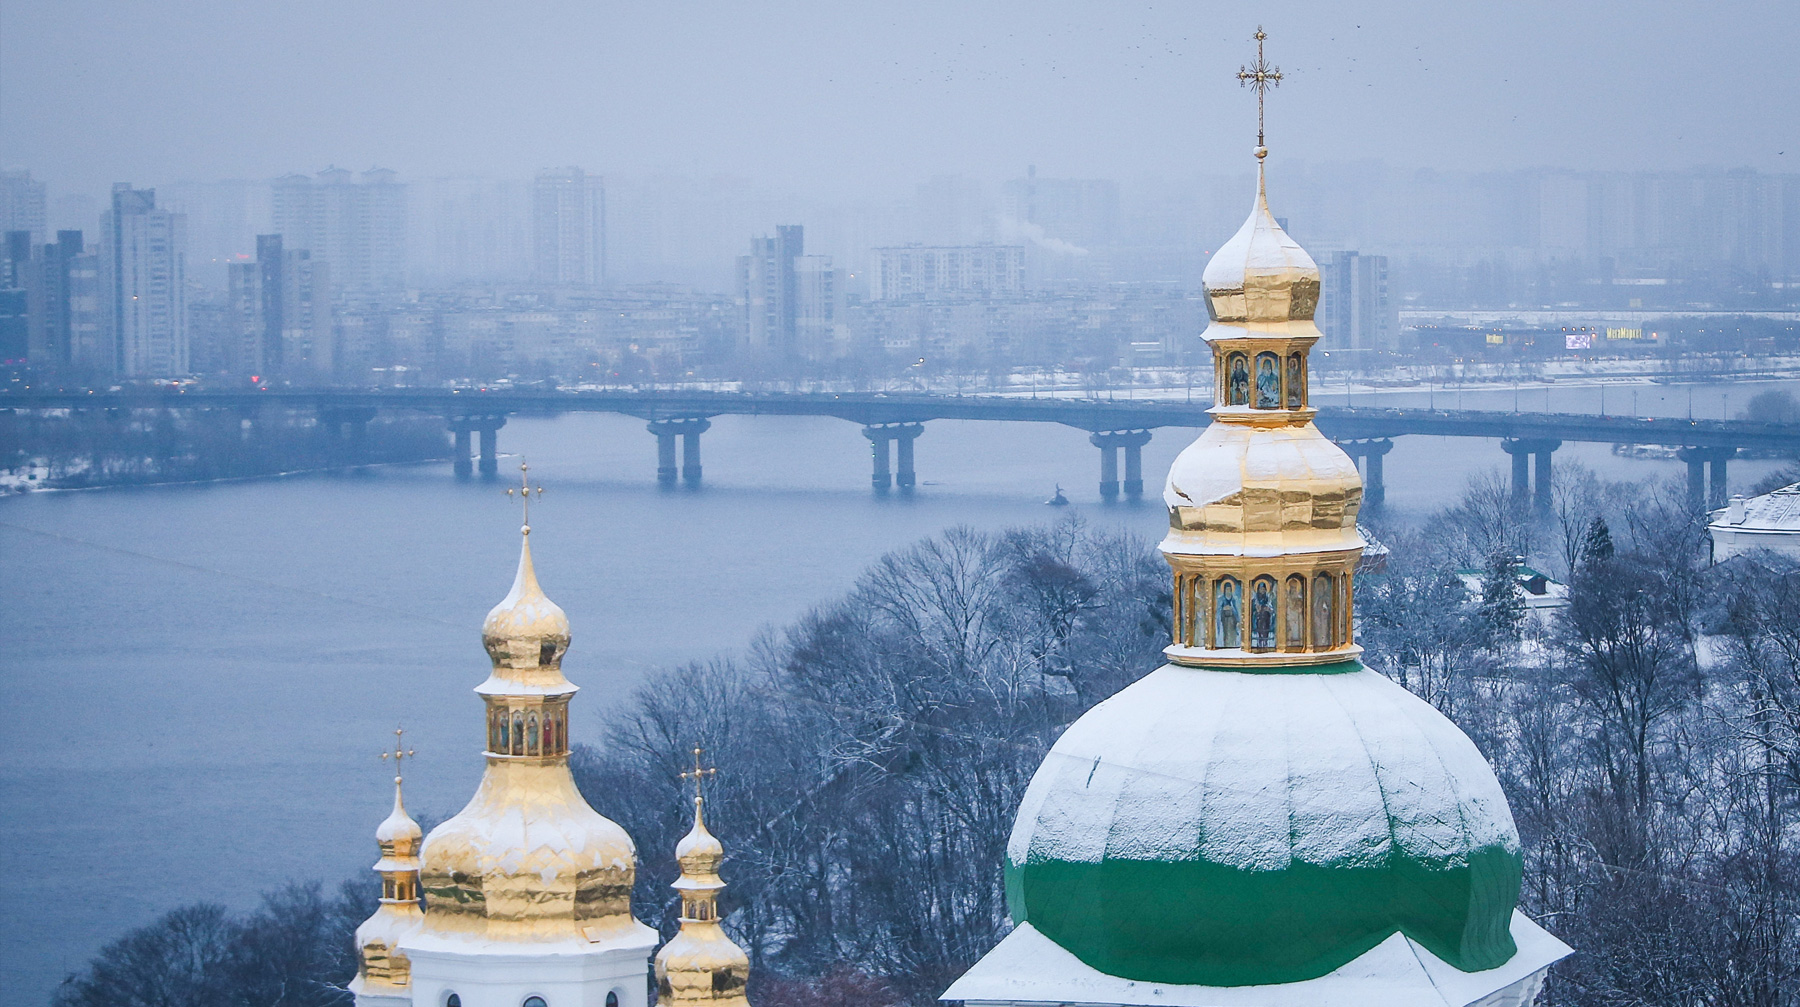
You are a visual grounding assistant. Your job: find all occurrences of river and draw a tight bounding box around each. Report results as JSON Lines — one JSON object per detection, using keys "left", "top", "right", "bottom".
{"left": 1, "top": 376, "right": 1793, "bottom": 1005}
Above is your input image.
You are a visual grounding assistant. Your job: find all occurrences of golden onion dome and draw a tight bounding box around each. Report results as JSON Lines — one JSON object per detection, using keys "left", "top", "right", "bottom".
{"left": 674, "top": 800, "right": 725, "bottom": 885}
{"left": 1164, "top": 423, "right": 1363, "bottom": 557}
{"left": 655, "top": 792, "right": 750, "bottom": 1007}
{"left": 416, "top": 522, "right": 648, "bottom": 946}
{"left": 481, "top": 529, "right": 571, "bottom": 676}
{"left": 374, "top": 779, "right": 424, "bottom": 863}
{"left": 1200, "top": 165, "right": 1321, "bottom": 330}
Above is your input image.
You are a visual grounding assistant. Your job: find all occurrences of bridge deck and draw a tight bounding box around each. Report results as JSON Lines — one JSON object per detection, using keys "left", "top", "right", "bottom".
{"left": 4, "top": 387, "right": 1796, "bottom": 451}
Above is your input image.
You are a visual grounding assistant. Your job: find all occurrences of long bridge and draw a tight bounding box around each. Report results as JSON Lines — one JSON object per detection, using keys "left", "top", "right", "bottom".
{"left": 8, "top": 386, "right": 1797, "bottom": 508}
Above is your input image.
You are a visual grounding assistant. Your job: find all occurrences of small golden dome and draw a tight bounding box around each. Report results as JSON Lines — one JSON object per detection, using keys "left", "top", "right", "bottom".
{"left": 674, "top": 799, "right": 725, "bottom": 885}
{"left": 1201, "top": 166, "right": 1321, "bottom": 327}
{"left": 375, "top": 778, "right": 424, "bottom": 861}
{"left": 481, "top": 531, "right": 571, "bottom": 674}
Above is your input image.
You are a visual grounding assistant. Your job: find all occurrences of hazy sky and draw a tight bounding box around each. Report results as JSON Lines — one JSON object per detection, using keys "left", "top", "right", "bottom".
{"left": 4, "top": 0, "right": 1796, "bottom": 196}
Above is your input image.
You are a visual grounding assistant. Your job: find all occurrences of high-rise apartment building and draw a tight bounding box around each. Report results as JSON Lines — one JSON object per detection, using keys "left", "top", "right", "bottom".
{"left": 1, "top": 232, "right": 28, "bottom": 361}
{"left": 1318, "top": 251, "right": 1394, "bottom": 354}
{"left": 736, "top": 226, "right": 844, "bottom": 360}
{"left": 1, "top": 170, "right": 48, "bottom": 244}
{"left": 272, "top": 168, "right": 406, "bottom": 290}
{"left": 533, "top": 167, "right": 606, "bottom": 286}
{"left": 26, "top": 231, "right": 99, "bottom": 367}
{"left": 227, "top": 233, "right": 333, "bottom": 377}
{"left": 101, "top": 185, "right": 188, "bottom": 376}
{"left": 870, "top": 245, "right": 1025, "bottom": 300}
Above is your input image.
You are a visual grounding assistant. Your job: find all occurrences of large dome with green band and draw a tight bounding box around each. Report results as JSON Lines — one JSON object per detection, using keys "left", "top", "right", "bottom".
{"left": 1003, "top": 661, "right": 1523, "bottom": 987}
{"left": 947, "top": 32, "right": 1569, "bottom": 1007}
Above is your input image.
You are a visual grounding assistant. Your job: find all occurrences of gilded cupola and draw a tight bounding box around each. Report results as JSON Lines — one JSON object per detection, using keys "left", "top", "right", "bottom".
{"left": 415, "top": 465, "right": 650, "bottom": 948}
{"left": 960, "top": 34, "right": 1570, "bottom": 1005}
{"left": 1162, "top": 143, "right": 1363, "bottom": 669}
{"left": 655, "top": 750, "right": 750, "bottom": 1007}
{"left": 349, "top": 731, "right": 425, "bottom": 1000}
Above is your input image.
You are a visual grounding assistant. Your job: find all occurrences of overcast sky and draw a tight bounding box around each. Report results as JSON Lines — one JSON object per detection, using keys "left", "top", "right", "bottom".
{"left": 3, "top": 0, "right": 1796, "bottom": 197}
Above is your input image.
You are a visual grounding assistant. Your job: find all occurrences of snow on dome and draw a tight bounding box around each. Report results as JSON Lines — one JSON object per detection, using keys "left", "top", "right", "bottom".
{"left": 1201, "top": 170, "right": 1320, "bottom": 327}
{"left": 419, "top": 760, "right": 638, "bottom": 940}
{"left": 1004, "top": 664, "right": 1524, "bottom": 987}
{"left": 483, "top": 533, "right": 571, "bottom": 646}
{"left": 1163, "top": 422, "right": 1363, "bottom": 555}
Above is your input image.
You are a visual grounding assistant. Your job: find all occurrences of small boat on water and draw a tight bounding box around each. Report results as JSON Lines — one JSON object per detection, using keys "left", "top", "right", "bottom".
{"left": 1046, "top": 485, "right": 1070, "bottom": 507}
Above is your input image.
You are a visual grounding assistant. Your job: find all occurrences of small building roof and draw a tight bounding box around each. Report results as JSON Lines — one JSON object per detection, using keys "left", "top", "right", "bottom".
{"left": 1711, "top": 482, "right": 1800, "bottom": 533}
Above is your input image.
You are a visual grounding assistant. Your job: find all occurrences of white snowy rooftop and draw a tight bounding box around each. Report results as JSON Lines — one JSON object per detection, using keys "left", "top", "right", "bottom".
{"left": 1712, "top": 482, "right": 1800, "bottom": 533}
{"left": 942, "top": 915, "right": 1570, "bottom": 1007}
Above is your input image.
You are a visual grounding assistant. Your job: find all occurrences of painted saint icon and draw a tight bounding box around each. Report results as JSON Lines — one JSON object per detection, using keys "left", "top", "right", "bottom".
{"left": 1285, "top": 576, "right": 1307, "bottom": 649}
{"left": 1228, "top": 354, "right": 1251, "bottom": 405}
{"left": 1250, "top": 579, "right": 1276, "bottom": 649}
{"left": 1255, "top": 353, "right": 1280, "bottom": 408}
{"left": 1215, "top": 578, "right": 1242, "bottom": 648}
{"left": 1312, "top": 573, "right": 1336, "bottom": 648}
{"left": 1285, "top": 354, "right": 1304, "bottom": 408}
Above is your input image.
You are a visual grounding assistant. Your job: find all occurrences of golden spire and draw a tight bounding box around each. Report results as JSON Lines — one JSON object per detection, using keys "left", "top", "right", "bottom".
{"left": 1236, "top": 26, "right": 1283, "bottom": 157}
{"left": 1161, "top": 33, "right": 1363, "bottom": 669}
{"left": 414, "top": 500, "right": 651, "bottom": 950}
{"left": 655, "top": 748, "right": 749, "bottom": 1007}
{"left": 351, "top": 727, "right": 425, "bottom": 998}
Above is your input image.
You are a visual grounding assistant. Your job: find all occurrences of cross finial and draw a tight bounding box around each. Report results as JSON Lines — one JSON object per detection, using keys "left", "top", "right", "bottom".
{"left": 1236, "top": 25, "right": 1283, "bottom": 156}
{"left": 505, "top": 459, "right": 545, "bottom": 533}
{"left": 380, "top": 726, "right": 415, "bottom": 783}
{"left": 679, "top": 746, "right": 718, "bottom": 805}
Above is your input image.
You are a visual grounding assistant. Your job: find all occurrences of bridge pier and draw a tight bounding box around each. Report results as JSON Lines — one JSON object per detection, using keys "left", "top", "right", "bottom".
{"left": 319, "top": 406, "right": 377, "bottom": 465}
{"left": 864, "top": 423, "right": 924, "bottom": 494}
{"left": 1677, "top": 447, "right": 1734, "bottom": 510}
{"left": 1336, "top": 439, "right": 1394, "bottom": 508}
{"left": 1501, "top": 438, "right": 1561, "bottom": 513}
{"left": 1090, "top": 430, "right": 1153, "bottom": 502}
{"left": 448, "top": 415, "right": 507, "bottom": 480}
{"left": 453, "top": 428, "right": 472, "bottom": 478}
{"left": 647, "top": 418, "right": 711, "bottom": 489}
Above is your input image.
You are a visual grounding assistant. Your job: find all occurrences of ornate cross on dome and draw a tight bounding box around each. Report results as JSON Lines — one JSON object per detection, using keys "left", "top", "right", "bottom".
{"left": 505, "top": 459, "right": 544, "bottom": 531}
{"left": 1236, "top": 26, "right": 1283, "bottom": 152}
{"left": 680, "top": 746, "right": 718, "bottom": 804}
{"left": 380, "top": 726, "right": 415, "bottom": 780}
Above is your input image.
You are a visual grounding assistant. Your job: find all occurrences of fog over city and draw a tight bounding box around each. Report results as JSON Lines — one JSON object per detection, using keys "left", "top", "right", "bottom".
{"left": 7, "top": 1, "right": 1796, "bottom": 192}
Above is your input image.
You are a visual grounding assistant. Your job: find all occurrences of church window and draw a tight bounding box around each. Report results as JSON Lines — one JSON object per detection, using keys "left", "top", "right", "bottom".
{"left": 445, "top": 995, "right": 461, "bottom": 1007}
{"left": 540, "top": 640, "right": 558, "bottom": 666}
{"left": 523, "top": 998, "right": 548, "bottom": 1007}
{"left": 1283, "top": 575, "right": 1307, "bottom": 650}
{"left": 1226, "top": 353, "right": 1250, "bottom": 405}
{"left": 527, "top": 712, "right": 540, "bottom": 756}
{"left": 606, "top": 994, "right": 619, "bottom": 1007}
{"left": 1213, "top": 577, "right": 1242, "bottom": 649}
{"left": 1312, "top": 573, "right": 1337, "bottom": 647}
{"left": 1248, "top": 577, "right": 1276, "bottom": 650}
{"left": 512, "top": 711, "right": 525, "bottom": 755}
{"left": 1285, "top": 353, "right": 1305, "bottom": 408}
{"left": 1253, "top": 353, "right": 1280, "bottom": 409}
{"left": 383, "top": 878, "right": 395, "bottom": 899}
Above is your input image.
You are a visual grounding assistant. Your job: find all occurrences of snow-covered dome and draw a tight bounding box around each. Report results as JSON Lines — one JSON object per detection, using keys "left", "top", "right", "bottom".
{"left": 419, "top": 761, "right": 639, "bottom": 939}
{"left": 481, "top": 530, "right": 571, "bottom": 675}
{"left": 1005, "top": 664, "right": 1523, "bottom": 987}
{"left": 1200, "top": 168, "right": 1320, "bottom": 329}
{"left": 1163, "top": 422, "right": 1363, "bottom": 557}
